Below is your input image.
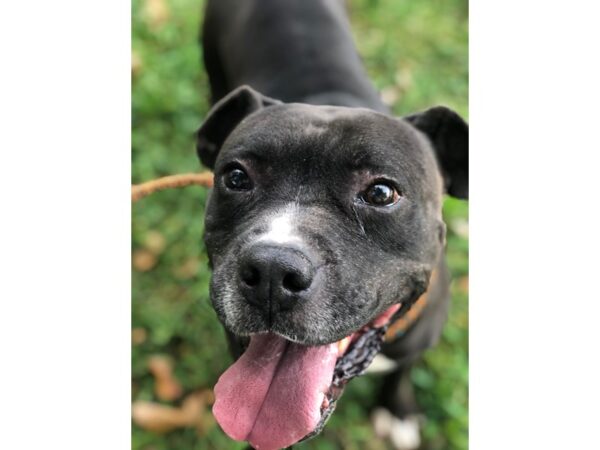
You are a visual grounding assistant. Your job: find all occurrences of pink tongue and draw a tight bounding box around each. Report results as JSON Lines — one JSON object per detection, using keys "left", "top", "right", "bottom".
{"left": 213, "top": 334, "right": 338, "bottom": 450}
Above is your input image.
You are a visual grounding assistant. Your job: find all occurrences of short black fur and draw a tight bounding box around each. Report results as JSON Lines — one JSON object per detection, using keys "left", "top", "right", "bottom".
{"left": 196, "top": 0, "right": 468, "bottom": 447}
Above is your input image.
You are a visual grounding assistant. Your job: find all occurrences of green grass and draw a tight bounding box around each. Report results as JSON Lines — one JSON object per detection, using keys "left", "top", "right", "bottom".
{"left": 132, "top": 0, "right": 468, "bottom": 448}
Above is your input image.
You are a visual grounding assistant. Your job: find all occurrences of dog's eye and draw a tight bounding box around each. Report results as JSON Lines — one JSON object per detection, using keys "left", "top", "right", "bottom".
{"left": 224, "top": 168, "right": 252, "bottom": 190}
{"left": 360, "top": 182, "right": 400, "bottom": 206}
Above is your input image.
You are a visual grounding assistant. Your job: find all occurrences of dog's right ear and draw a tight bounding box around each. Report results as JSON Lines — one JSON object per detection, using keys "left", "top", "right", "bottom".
{"left": 195, "top": 85, "right": 281, "bottom": 169}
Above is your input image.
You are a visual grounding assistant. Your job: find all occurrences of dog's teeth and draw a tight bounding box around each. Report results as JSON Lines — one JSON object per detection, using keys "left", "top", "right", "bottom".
{"left": 321, "top": 395, "right": 329, "bottom": 411}
{"left": 337, "top": 336, "right": 352, "bottom": 356}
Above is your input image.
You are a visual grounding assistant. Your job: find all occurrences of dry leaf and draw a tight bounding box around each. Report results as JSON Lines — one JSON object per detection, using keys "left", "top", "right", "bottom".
{"left": 190, "top": 389, "right": 216, "bottom": 435}
{"left": 133, "top": 248, "right": 157, "bottom": 272}
{"left": 132, "top": 327, "right": 147, "bottom": 345}
{"left": 132, "top": 401, "right": 188, "bottom": 433}
{"left": 144, "top": 230, "right": 166, "bottom": 255}
{"left": 144, "top": 0, "right": 170, "bottom": 29}
{"left": 148, "top": 355, "right": 183, "bottom": 401}
{"left": 183, "top": 390, "right": 215, "bottom": 435}
{"left": 132, "top": 390, "right": 216, "bottom": 435}
{"left": 173, "top": 257, "right": 199, "bottom": 280}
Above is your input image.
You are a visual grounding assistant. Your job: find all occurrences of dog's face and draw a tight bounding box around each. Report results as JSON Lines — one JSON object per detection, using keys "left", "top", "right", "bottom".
{"left": 197, "top": 86, "right": 468, "bottom": 346}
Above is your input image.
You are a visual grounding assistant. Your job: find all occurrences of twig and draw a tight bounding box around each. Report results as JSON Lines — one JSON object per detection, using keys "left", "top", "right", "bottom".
{"left": 132, "top": 172, "right": 214, "bottom": 202}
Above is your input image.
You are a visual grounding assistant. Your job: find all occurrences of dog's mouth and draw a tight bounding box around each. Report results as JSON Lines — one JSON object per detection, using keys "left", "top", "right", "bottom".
{"left": 212, "top": 303, "right": 401, "bottom": 450}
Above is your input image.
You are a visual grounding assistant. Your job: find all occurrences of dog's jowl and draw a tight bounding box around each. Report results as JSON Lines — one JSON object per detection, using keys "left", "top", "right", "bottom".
{"left": 196, "top": 1, "right": 468, "bottom": 449}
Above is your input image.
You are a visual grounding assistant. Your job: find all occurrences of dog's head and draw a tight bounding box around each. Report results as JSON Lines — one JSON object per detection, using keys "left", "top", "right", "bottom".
{"left": 197, "top": 85, "right": 467, "bottom": 344}
{"left": 196, "top": 85, "right": 468, "bottom": 449}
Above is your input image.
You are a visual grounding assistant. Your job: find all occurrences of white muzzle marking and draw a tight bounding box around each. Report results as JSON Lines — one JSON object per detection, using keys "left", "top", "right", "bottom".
{"left": 257, "top": 209, "right": 302, "bottom": 245}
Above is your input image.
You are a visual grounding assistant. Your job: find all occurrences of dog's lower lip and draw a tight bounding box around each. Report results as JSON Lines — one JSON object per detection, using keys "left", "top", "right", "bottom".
{"left": 260, "top": 301, "right": 403, "bottom": 348}
{"left": 297, "top": 303, "right": 404, "bottom": 445}
{"left": 316, "top": 303, "right": 403, "bottom": 407}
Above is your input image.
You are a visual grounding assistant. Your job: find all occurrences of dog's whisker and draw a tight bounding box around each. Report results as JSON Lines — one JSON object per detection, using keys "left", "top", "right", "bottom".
{"left": 352, "top": 205, "right": 366, "bottom": 236}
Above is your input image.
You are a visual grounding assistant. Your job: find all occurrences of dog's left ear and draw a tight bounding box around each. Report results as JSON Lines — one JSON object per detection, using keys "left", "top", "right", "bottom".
{"left": 405, "top": 106, "right": 468, "bottom": 199}
{"left": 196, "top": 85, "right": 281, "bottom": 169}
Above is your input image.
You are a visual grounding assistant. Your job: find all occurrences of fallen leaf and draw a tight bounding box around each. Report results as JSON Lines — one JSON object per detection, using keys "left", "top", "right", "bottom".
{"left": 143, "top": 0, "right": 170, "bottom": 30}
{"left": 144, "top": 230, "right": 166, "bottom": 255}
{"left": 148, "top": 355, "right": 183, "bottom": 401}
{"left": 132, "top": 390, "right": 216, "bottom": 435}
{"left": 133, "top": 248, "right": 157, "bottom": 272}
{"left": 132, "top": 327, "right": 147, "bottom": 345}
{"left": 173, "top": 257, "right": 199, "bottom": 280}
{"left": 132, "top": 401, "right": 188, "bottom": 433}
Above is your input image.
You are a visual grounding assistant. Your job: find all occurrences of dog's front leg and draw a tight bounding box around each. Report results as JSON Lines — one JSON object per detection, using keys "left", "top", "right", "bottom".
{"left": 373, "top": 363, "right": 422, "bottom": 450}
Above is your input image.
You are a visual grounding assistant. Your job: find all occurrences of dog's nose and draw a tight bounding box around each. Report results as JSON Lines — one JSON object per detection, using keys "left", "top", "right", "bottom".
{"left": 238, "top": 244, "right": 316, "bottom": 313}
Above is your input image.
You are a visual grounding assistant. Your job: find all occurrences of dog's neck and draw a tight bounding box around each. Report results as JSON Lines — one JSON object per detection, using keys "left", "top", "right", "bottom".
{"left": 384, "top": 268, "right": 440, "bottom": 342}
{"left": 204, "top": 0, "right": 389, "bottom": 113}
{"left": 301, "top": 91, "right": 388, "bottom": 112}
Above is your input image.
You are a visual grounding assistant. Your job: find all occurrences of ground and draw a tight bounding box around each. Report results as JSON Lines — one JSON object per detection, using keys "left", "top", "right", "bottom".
{"left": 132, "top": 0, "right": 468, "bottom": 448}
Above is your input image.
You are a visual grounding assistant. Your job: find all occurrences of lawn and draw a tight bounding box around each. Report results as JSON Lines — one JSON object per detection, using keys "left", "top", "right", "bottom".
{"left": 132, "top": 0, "right": 468, "bottom": 448}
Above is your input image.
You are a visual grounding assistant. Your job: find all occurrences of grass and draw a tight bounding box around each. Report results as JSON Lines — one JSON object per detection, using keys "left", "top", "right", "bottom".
{"left": 132, "top": 0, "right": 468, "bottom": 448}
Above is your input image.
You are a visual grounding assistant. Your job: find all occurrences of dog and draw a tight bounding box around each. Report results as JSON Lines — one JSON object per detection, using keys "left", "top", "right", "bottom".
{"left": 196, "top": 1, "right": 468, "bottom": 449}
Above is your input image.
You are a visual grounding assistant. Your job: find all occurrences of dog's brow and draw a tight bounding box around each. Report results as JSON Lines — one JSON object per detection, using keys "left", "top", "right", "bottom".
{"left": 232, "top": 148, "right": 271, "bottom": 163}
{"left": 343, "top": 156, "right": 389, "bottom": 172}
{"left": 339, "top": 148, "right": 380, "bottom": 169}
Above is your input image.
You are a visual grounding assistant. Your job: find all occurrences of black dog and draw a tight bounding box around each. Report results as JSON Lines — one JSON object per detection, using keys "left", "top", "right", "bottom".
{"left": 196, "top": 1, "right": 467, "bottom": 449}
